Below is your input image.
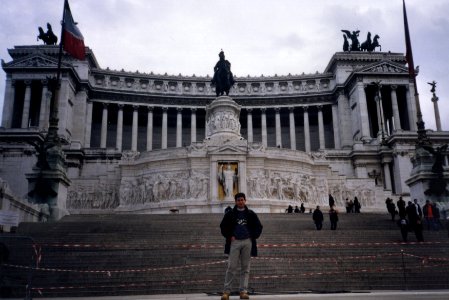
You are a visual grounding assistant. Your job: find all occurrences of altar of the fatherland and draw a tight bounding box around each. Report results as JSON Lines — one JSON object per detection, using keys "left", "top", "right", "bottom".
{"left": 1, "top": 44, "right": 449, "bottom": 222}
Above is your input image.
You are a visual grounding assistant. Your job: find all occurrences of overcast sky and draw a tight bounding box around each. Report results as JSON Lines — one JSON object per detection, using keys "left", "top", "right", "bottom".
{"left": 1, "top": 0, "right": 448, "bottom": 130}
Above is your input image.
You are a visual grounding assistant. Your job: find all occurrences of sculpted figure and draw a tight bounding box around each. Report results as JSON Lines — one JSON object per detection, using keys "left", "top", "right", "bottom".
{"left": 219, "top": 164, "right": 237, "bottom": 198}
{"left": 211, "top": 50, "right": 235, "bottom": 97}
{"left": 423, "top": 144, "right": 448, "bottom": 175}
{"left": 37, "top": 23, "right": 58, "bottom": 45}
{"left": 341, "top": 30, "right": 360, "bottom": 51}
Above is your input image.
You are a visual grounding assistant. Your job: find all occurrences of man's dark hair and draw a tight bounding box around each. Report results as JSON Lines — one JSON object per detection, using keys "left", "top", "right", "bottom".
{"left": 234, "top": 192, "right": 246, "bottom": 201}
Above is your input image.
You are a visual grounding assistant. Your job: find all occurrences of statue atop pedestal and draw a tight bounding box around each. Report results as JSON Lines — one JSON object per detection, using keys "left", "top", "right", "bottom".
{"left": 211, "top": 50, "right": 235, "bottom": 97}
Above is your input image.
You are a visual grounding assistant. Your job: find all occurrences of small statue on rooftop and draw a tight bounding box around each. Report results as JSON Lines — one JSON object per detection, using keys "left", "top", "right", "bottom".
{"left": 37, "top": 23, "right": 58, "bottom": 45}
{"left": 341, "top": 30, "right": 360, "bottom": 51}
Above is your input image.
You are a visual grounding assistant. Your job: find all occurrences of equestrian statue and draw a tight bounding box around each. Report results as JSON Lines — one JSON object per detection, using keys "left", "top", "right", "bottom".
{"left": 342, "top": 30, "right": 381, "bottom": 52}
{"left": 211, "top": 50, "right": 235, "bottom": 97}
{"left": 37, "top": 23, "right": 58, "bottom": 45}
{"left": 360, "top": 32, "right": 381, "bottom": 52}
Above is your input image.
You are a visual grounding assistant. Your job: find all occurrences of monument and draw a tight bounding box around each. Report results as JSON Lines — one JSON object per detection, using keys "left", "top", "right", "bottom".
{"left": 1, "top": 32, "right": 449, "bottom": 218}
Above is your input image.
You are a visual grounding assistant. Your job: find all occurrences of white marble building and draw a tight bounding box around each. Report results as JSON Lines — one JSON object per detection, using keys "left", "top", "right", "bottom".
{"left": 1, "top": 45, "right": 448, "bottom": 214}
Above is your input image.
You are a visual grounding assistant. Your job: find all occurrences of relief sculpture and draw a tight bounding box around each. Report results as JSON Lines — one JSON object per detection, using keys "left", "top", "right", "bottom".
{"left": 246, "top": 170, "right": 328, "bottom": 204}
{"left": 67, "top": 183, "right": 119, "bottom": 209}
{"left": 119, "top": 170, "right": 209, "bottom": 206}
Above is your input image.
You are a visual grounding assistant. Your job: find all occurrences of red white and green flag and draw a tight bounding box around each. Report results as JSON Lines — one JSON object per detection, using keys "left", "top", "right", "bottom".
{"left": 62, "top": 0, "right": 85, "bottom": 60}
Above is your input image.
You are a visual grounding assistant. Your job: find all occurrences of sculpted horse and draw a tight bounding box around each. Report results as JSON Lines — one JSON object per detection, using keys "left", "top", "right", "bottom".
{"left": 37, "top": 23, "right": 58, "bottom": 45}
{"left": 360, "top": 32, "right": 372, "bottom": 51}
{"left": 361, "top": 32, "right": 381, "bottom": 52}
{"left": 211, "top": 51, "right": 235, "bottom": 97}
{"left": 370, "top": 35, "right": 381, "bottom": 52}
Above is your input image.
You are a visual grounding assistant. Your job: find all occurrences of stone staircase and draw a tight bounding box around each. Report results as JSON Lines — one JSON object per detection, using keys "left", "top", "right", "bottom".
{"left": 1, "top": 213, "right": 449, "bottom": 298}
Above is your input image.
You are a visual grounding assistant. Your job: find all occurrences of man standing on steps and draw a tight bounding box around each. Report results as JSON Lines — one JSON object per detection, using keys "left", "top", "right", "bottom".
{"left": 313, "top": 205, "right": 324, "bottom": 230}
{"left": 220, "top": 192, "right": 263, "bottom": 300}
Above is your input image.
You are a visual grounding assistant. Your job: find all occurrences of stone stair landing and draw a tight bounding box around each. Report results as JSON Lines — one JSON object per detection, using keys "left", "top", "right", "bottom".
{"left": 1, "top": 213, "right": 448, "bottom": 298}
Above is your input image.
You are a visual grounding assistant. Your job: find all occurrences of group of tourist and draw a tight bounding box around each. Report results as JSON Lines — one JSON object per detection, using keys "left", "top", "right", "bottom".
{"left": 344, "top": 197, "right": 362, "bottom": 213}
{"left": 285, "top": 203, "right": 306, "bottom": 214}
{"left": 312, "top": 205, "right": 339, "bottom": 230}
{"left": 385, "top": 196, "right": 440, "bottom": 242}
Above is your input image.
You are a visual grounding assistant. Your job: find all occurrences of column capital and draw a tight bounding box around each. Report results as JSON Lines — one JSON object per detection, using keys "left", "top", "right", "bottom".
{"left": 41, "top": 79, "right": 49, "bottom": 86}
{"left": 162, "top": 107, "right": 169, "bottom": 112}
{"left": 102, "top": 102, "right": 109, "bottom": 108}
{"left": 190, "top": 107, "right": 197, "bottom": 113}
{"left": 24, "top": 80, "right": 32, "bottom": 85}
{"left": 303, "top": 106, "right": 309, "bottom": 112}
{"left": 11, "top": 79, "right": 17, "bottom": 86}
{"left": 147, "top": 106, "right": 154, "bottom": 112}
{"left": 118, "top": 103, "right": 124, "bottom": 109}
{"left": 390, "top": 85, "right": 397, "bottom": 90}
{"left": 177, "top": 107, "right": 183, "bottom": 113}
{"left": 260, "top": 107, "right": 267, "bottom": 113}
{"left": 132, "top": 105, "right": 139, "bottom": 110}
{"left": 246, "top": 108, "right": 253, "bottom": 113}
{"left": 288, "top": 107, "right": 295, "bottom": 112}
{"left": 274, "top": 107, "right": 281, "bottom": 113}
{"left": 316, "top": 105, "right": 323, "bottom": 111}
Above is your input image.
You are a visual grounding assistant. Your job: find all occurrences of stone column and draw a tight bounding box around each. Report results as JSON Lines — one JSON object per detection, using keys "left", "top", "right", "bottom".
{"left": 356, "top": 81, "right": 371, "bottom": 139}
{"left": 432, "top": 93, "right": 442, "bottom": 131}
{"left": 406, "top": 83, "right": 417, "bottom": 131}
{"left": 100, "top": 103, "right": 109, "bottom": 148}
{"left": 331, "top": 103, "right": 341, "bottom": 149}
{"left": 21, "top": 80, "right": 32, "bottom": 128}
{"left": 210, "top": 161, "right": 218, "bottom": 202}
{"left": 289, "top": 107, "right": 296, "bottom": 150}
{"left": 84, "top": 100, "right": 93, "bottom": 148}
{"left": 147, "top": 106, "right": 153, "bottom": 151}
{"left": 247, "top": 108, "right": 253, "bottom": 143}
{"left": 303, "top": 106, "right": 311, "bottom": 153}
{"left": 161, "top": 107, "right": 168, "bottom": 149}
{"left": 261, "top": 108, "right": 267, "bottom": 147}
{"left": 116, "top": 104, "right": 124, "bottom": 152}
{"left": 131, "top": 105, "right": 139, "bottom": 151}
{"left": 383, "top": 162, "right": 392, "bottom": 190}
{"left": 190, "top": 108, "right": 197, "bottom": 143}
{"left": 176, "top": 107, "right": 183, "bottom": 147}
{"left": 1, "top": 79, "right": 15, "bottom": 128}
{"left": 337, "top": 91, "right": 352, "bottom": 148}
{"left": 38, "top": 80, "right": 49, "bottom": 129}
{"left": 390, "top": 85, "right": 402, "bottom": 131}
{"left": 317, "top": 105, "right": 325, "bottom": 149}
{"left": 275, "top": 107, "right": 282, "bottom": 148}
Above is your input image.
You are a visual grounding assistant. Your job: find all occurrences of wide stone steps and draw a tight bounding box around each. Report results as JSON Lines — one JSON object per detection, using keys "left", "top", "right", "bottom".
{"left": 1, "top": 213, "right": 448, "bottom": 298}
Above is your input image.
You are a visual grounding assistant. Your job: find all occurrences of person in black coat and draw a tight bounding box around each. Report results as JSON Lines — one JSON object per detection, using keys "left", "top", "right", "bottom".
{"left": 328, "top": 194, "right": 335, "bottom": 208}
{"left": 313, "top": 205, "right": 324, "bottom": 230}
{"left": 329, "top": 208, "right": 339, "bottom": 230}
{"left": 220, "top": 192, "right": 263, "bottom": 300}
{"left": 406, "top": 201, "right": 424, "bottom": 242}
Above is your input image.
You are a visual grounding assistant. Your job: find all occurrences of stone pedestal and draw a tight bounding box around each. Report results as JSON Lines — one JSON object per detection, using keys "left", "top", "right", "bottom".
{"left": 26, "top": 146, "right": 71, "bottom": 221}
{"left": 205, "top": 96, "right": 242, "bottom": 143}
{"left": 406, "top": 147, "right": 449, "bottom": 211}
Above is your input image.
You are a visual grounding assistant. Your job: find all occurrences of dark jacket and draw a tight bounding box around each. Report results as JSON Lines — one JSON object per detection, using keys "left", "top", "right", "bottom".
{"left": 220, "top": 205, "right": 263, "bottom": 257}
{"left": 313, "top": 209, "right": 324, "bottom": 223}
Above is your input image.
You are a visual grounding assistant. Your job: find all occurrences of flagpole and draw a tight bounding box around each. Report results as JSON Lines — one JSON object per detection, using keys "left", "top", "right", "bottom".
{"left": 48, "top": 0, "right": 67, "bottom": 142}
{"left": 403, "top": 0, "right": 429, "bottom": 146}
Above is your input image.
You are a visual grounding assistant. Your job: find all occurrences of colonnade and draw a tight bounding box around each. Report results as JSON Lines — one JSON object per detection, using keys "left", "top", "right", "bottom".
{"left": 87, "top": 101, "right": 337, "bottom": 152}
{"left": 1, "top": 79, "right": 51, "bottom": 129}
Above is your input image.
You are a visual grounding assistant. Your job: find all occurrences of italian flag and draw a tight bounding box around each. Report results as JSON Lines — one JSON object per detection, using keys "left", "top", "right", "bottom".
{"left": 63, "top": 0, "right": 85, "bottom": 60}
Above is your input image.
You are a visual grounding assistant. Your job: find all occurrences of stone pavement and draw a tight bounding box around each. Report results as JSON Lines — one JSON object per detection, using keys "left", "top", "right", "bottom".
{"left": 4, "top": 290, "right": 449, "bottom": 300}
